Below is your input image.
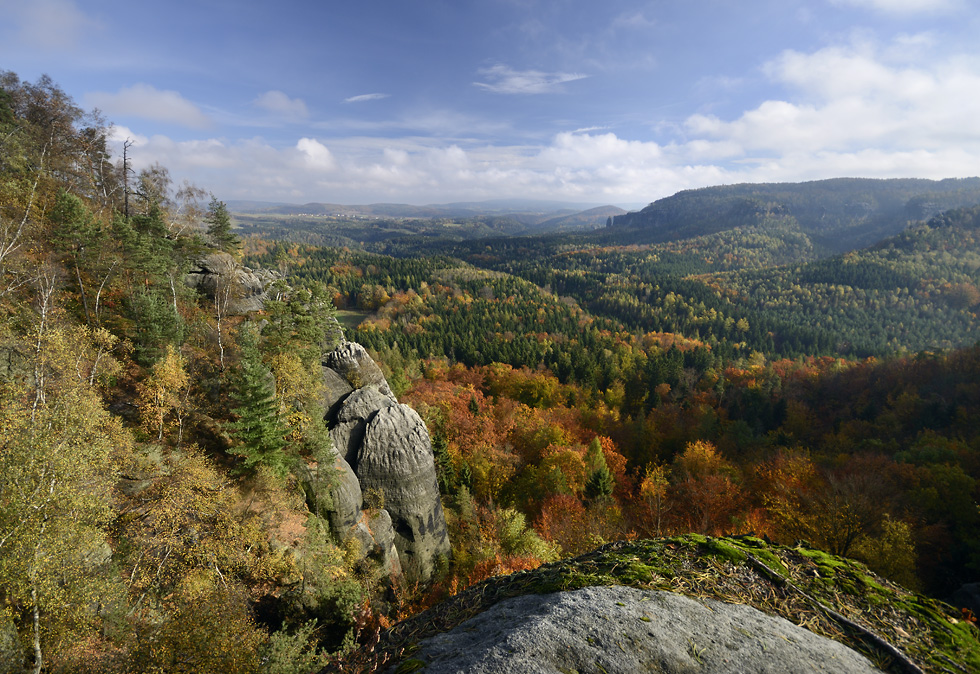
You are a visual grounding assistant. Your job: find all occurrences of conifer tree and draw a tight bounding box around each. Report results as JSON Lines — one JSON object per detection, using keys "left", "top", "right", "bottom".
{"left": 205, "top": 196, "right": 240, "bottom": 255}
{"left": 228, "top": 323, "right": 288, "bottom": 476}
{"left": 583, "top": 437, "right": 614, "bottom": 502}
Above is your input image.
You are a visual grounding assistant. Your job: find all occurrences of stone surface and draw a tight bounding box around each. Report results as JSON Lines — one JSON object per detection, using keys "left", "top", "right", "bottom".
{"left": 320, "top": 451, "right": 363, "bottom": 537}
{"left": 323, "top": 341, "right": 396, "bottom": 401}
{"left": 184, "top": 252, "right": 278, "bottom": 314}
{"left": 316, "top": 341, "right": 450, "bottom": 584}
{"left": 320, "top": 366, "right": 354, "bottom": 421}
{"left": 352, "top": 509, "right": 402, "bottom": 577}
{"left": 358, "top": 404, "right": 451, "bottom": 583}
{"left": 397, "top": 585, "right": 882, "bottom": 674}
{"left": 330, "top": 386, "right": 396, "bottom": 467}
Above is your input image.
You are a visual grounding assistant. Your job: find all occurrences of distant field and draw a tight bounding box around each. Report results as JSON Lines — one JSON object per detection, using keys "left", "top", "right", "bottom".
{"left": 335, "top": 309, "right": 370, "bottom": 331}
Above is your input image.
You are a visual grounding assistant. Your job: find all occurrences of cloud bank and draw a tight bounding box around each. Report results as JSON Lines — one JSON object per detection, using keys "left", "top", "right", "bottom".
{"left": 88, "top": 84, "right": 211, "bottom": 129}
{"left": 110, "top": 36, "right": 980, "bottom": 205}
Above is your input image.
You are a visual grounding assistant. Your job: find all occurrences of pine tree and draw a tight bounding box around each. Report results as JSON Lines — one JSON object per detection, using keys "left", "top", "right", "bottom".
{"left": 204, "top": 196, "right": 240, "bottom": 255}
{"left": 583, "top": 438, "right": 614, "bottom": 502}
{"left": 228, "top": 323, "right": 288, "bottom": 476}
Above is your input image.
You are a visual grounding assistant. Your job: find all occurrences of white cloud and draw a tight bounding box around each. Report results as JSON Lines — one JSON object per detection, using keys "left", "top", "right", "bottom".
{"left": 344, "top": 93, "right": 390, "bottom": 104}
{"left": 87, "top": 84, "right": 211, "bottom": 129}
{"left": 253, "top": 90, "right": 309, "bottom": 121}
{"left": 100, "top": 36, "right": 980, "bottom": 206}
{"left": 689, "top": 38, "right": 980, "bottom": 161}
{"left": 829, "top": 0, "right": 963, "bottom": 13}
{"left": 296, "top": 138, "right": 337, "bottom": 170}
{"left": 1, "top": 0, "right": 97, "bottom": 50}
{"left": 474, "top": 64, "right": 588, "bottom": 94}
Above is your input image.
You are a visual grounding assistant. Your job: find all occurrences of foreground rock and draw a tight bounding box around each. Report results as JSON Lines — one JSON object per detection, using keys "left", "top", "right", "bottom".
{"left": 313, "top": 339, "right": 450, "bottom": 584}
{"left": 400, "top": 585, "right": 882, "bottom": 674}
{"left": 325, "top": 535, "right": 980, "bottom": 673}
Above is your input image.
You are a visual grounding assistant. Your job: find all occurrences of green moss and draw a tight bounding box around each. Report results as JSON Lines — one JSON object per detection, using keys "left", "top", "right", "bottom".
{"left": 723, "top": 537, "right": 789, "bottom": 577}
{"left": 701, "top": 538, "right": 747, "bottom": 564}
{"left": 796, "top": 546, "right": 847, "bottom": 569}
{"left": 395, "top": 658, "right": 426, "bottom": 673}
{"left": 355, "top": 535, "right": 980, "bottom": 674}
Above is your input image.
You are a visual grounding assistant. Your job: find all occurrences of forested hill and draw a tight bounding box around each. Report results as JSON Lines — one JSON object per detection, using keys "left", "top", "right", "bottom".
{"left": 609, "top": 177, "right": 980, "bottom": 252}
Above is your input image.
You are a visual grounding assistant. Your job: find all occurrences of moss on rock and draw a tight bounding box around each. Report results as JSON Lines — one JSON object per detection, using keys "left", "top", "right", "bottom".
{"left": 323, "top": 535, "right": 980, "bottom": 674}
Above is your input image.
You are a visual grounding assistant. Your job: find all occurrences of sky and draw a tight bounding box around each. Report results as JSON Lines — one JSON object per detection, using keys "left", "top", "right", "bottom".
{"left": 2, "top": 0, "right": 979, "bottom": 208}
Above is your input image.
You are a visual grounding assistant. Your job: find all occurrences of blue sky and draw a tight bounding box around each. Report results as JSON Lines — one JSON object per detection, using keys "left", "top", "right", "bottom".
{"left": 3, "top": 0, "right": 979, "bottom": 207}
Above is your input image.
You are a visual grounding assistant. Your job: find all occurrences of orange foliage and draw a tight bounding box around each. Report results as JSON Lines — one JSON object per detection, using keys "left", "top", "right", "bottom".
{"left": 466, "top": 554, "right": 544, "bottom": 586}
{"left": 535, "top": 493, "right": 588, "bottom": 552}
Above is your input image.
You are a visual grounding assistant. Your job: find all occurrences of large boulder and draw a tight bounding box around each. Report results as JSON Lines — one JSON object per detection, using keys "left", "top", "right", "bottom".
{"left": 329, "top": 536, "right": 979, "bottom": 674}
{"left": 396, "top": 585, "right": 883, "bottom": 674}
{"left": 330, "top": 385, "right": 395, "bottom": 467}
{"left": 323, "top": 341, "right": 396, "bottom": 401}
{"left": 314, "top": 340, "right": 450, "bottom": 584}
{"left": 185, "top": 252, "right": 278, "bottom": 314}
{"left": 358, "top": 404, "right": 451, "bottom": 583}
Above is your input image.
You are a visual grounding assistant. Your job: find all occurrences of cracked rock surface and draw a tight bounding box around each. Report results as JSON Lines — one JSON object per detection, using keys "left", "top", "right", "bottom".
{"left": 397, "top": 585, "right": 882, "bottom": 674}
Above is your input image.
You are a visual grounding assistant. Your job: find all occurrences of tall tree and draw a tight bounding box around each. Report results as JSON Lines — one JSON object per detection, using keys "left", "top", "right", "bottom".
{"left": 228, "top": 323, "right": 288, "bottom": 476}
{"left": 0, "top": 320, "right": 130, "bottom": 672}
{"left": 205, "top": 196, "right": 241, "bottom": 255}
{"left": 583, "top": 437, "right": 614, "bottom": 503}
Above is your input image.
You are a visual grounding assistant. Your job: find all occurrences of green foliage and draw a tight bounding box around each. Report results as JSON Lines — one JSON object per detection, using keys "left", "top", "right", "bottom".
{"left": 205, "top": 196, "right": 241, "bottom": 255}
{"left": 851, "top": 515, "right": 919, "bottom": 591}
{"left": 261, "top": 281, "right": 340, "bottom": 360}
{"left": 279, "top": 518, "right": 367, "bottom": 654}
{"left": 228, "top": 323, "right": 289, "bottom": 476}
{"left": 584, "top": 439, "right": 615, "bottom": 503}
{"left": 0, "top": 340, "right": 126, "bottom": 670}
{"left": 494, "top": 508, "right": 558, "bottom": 562}
{"left": 126, "top": 286, "right": 185, "bottom": 366}
{"left": 259, "top": 621, "right": 329, "bottom": 674}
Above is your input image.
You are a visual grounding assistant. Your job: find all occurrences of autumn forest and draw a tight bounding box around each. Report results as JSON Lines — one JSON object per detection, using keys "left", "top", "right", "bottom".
{"left": 2, "top": 71, "right": 980, "bottom": 673}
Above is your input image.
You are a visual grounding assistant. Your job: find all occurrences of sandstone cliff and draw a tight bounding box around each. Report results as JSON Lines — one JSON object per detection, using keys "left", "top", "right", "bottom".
{"left": 311, "top": 339, "right": 451, "bottom": 585}
{"left": 185, "top": 251, "right": 280, "bottom": 314}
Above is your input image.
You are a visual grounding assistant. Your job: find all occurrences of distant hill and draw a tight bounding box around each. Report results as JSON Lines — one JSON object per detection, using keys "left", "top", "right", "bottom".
{"left": 226, "top": 198, "right": 615, "bottom": 221}
{"left": 610, "top": 177, "right": 980, "bottom": 253}
{"left": 228, "top": 200, "right": 626, "bottom": 247}
{"left": 702, "top": 204, "right": 980, "bottom": 354}
{"left": 535, "top": 205, "right": 627, "bottom": 231}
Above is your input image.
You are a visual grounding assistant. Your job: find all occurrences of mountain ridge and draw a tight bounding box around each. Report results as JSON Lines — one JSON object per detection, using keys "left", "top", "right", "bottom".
{"left": 609, "top": 176, "right": 980, "bottom": 252}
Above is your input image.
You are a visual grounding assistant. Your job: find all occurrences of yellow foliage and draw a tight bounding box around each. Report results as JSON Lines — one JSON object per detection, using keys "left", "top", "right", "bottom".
{"left": 128, "top": 572, "right": 263, "bottom": 674}
{"left": 673, "top": 440, "right": 729, "bottom": 479}
{"left": 136, "top": 345, "right": 190, "bottom": 443}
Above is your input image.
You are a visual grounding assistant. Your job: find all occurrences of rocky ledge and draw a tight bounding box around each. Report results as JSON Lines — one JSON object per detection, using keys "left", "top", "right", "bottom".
{"left": 184, "top": 251, "right": 279, "bottom": 314}
{"left": 324, "top": 535, "right": 980, "bottom": 674}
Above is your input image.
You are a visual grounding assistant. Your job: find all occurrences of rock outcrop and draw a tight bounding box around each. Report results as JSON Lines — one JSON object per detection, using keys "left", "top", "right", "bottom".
{"left": 326, "top": 535, "right": 980, "bottom": 674}
{"left": 184, "top": 252, "right": 279, "bottom": 314}
{"left": 398, "top": 585, "right": 882, "bottom": 674}
{"left": 315, "top": 340, "right": 450, "bottom": 584}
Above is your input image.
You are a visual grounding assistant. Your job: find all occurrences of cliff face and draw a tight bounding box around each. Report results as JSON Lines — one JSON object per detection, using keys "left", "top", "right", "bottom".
{"left": 185, "top": 252, "right": 280, "bottom": 314}
{"left": 312, "top": 340, "right": 451, "bottom": 584}
{"left": 325, "top": 535, "right": 980, "bottom": 674}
